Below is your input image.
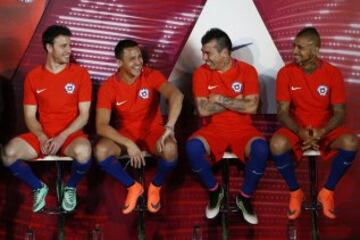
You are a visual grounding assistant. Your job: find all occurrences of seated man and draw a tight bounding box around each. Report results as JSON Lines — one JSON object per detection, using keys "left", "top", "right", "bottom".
{"left": 1, "top": 25, "right": 93, "bottom": 212}
{"left": 95, "top": 39, "right": 183, "bottom": 214}
{"left": 185, "top": 28, "right": 269, "bottom": 224}
{"left": 270, "top": 27, "right": 358, "bottom": 220}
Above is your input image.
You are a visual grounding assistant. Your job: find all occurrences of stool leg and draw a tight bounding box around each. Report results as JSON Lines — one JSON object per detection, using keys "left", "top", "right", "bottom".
{"left": 56, "top": 161, "right": 65, "bottom": 240}
{"left": 308, "top": 156, "right": 319, "bottom": 240}
{"left": 137, "top": 165, "right": 145, "bottom": 240}
{"left": 221, "top": 159, "right": 229, "bottom": 240}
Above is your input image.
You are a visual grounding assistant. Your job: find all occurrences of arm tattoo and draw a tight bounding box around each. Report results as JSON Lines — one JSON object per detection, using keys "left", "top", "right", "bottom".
{"left": 198, "top": 99, "right": 225, "bottom": 115}
{"left": 218, "top": 96, "right": 258, "bottom": 113}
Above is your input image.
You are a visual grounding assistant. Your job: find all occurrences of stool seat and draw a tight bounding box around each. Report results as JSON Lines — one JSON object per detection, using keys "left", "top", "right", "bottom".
{"left": 303, "top": 150, "right": 321, "bottom": 157}
{"left": 222, "top": 152, "right": 238, "bottom": 159}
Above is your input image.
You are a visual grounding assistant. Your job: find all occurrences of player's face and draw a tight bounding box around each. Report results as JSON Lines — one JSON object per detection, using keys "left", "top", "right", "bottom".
{"left": 47, "top": 35, "right": 71, "bottom": 65}
{"left": 293, "top": 36, "right": 318, "bottom": 67}
{"left": 118, "top": 46, "right": 143, "bottom": 79}
{"left": 201, "top": 40, "right": 227, "bottom": 71}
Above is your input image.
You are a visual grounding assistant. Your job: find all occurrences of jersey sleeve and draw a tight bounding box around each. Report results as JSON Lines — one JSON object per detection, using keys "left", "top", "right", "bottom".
{"left": 276, "top": 67, "right": 291, "bottom": 102}
{"left": 78, "top": 68, "right": 92, "bottom": 102}
{"left": 192, "top": 67, "right": 209, "bottom": 98}
{"left": 23, "top": 74, "right": 37, "bottom": 105}
{"left": 243, "top": 65, "right": 259, "bottom": 96}
{"left": 330, "top": 67, "right": 346, "bottom": 104}
{"left": 96, "top": 80, "right": 114, "bottom": 110}
{"left": 149, "top": 70, "right": 167, "bottom": 90}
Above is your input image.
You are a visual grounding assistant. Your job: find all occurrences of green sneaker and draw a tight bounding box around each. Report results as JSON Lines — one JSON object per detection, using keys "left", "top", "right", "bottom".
{"left": 33, "top": 183, "right": 48, "bottom": 213}
{"left": 62, "top": 186, "right": 77, "bottom": 212}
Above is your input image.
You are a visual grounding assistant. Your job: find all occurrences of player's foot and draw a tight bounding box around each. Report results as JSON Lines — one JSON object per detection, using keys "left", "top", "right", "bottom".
{"left": 318, "top": 188, "right": 336, "bottom": 219}
{"left": 147, "top": 183, "right": 161, "bottom": 213}
{"left": 287, "top": 189, "right": 304, "bottom": 220}
{"left": 205, "top": 186, "right": 224, "bottom": 219}
{"left": 62, "top": 186, "right": 77, "bottom": 212}
{"left": 236, "top": 194, "right": 258, "bottom": 224}
{"left": 33, "top": 183, "right": 48, "bottom": 213}
{"left": 123, "top": 182, "right": 143, "bottom": 214}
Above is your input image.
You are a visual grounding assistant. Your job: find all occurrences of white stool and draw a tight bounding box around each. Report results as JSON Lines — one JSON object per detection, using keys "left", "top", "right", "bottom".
{"left": 218, "top": 151, "right": 239, "bottom": 240}
{"left": 303, "top": 150, "right": 321, "bottom": 240}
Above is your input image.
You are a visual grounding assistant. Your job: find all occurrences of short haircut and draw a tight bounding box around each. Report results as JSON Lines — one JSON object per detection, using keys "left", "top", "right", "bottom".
{"left": 201, "top": 28, "right": 232, "bottom": 52}
{"left": 114, "top": 39, "right": 139, "bottom": 59}
{"left": 296, "top": 27, "right": 321, "bottom": 47}
{"left": 42, "top": 25, "right": 72, "bottom": 51}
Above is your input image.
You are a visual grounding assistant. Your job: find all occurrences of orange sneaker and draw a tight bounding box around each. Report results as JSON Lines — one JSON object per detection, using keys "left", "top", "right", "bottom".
{"left": 147, "top": 183, "right": 161, "bottom": 213}
{"left": 287, "top": 189, "right": 304, "bottom": 220}
{"left": 122, "top": 182, "right": 143, "bottom": 214}
{"left": 318, "top": 188, "right": 336, "bottom": 219}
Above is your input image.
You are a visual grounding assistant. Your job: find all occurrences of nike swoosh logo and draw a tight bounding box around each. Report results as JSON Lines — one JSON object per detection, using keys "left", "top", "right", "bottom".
{"left": 251, "top": 170, "right": 263, "bottom": 175}
{"left": 208, "top": 85, "right": 218, "bottom": 90}
{"left": 116, "top": 100, "right": 127, "bottom": 106}
{"left": 291, "top": 86, "right": 302, "bottom": 91}
{"left": 36, "top": 89, "right": 47, "bottom": 94}
{"left": 150, "top": 201, "right": 161, "bottom": 210}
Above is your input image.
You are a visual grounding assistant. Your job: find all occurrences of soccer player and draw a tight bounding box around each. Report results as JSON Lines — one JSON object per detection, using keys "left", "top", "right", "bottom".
{"left": 185, "top": 28, "right": 269, "bottom": 224}
{"left": 95, "top": 39, "right": 183, "bottom": 214}
{"left": 1, "top": 25, "right": 93, "bottom": 212}
{"left": 270, "top": 27, "right": 358, "bottom": 219}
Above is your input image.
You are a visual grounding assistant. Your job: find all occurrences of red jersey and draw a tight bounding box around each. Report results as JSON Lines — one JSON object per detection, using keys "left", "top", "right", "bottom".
{"left": 23, "top": 64, "right": 92, "bottom": 136}
{"left": 276, "top": 60, "right": 345, "bottom": 128}
{"left": 96, "top": 67, "right": 166, "bottom": 137}
{"left": 193, "top": 59, "right": 259, "bottom": 129}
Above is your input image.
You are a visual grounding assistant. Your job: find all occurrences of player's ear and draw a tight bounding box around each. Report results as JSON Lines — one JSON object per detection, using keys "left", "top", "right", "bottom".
{"left": 116, "top": 59, "right": 123, "bottom": 68}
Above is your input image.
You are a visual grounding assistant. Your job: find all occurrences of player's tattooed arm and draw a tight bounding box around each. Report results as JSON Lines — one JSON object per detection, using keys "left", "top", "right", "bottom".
{"left": 195, "top": 97, "right": 225, "bottom": 117}
{"left": 209, "top": 94, "right": 258, "bottom": 114}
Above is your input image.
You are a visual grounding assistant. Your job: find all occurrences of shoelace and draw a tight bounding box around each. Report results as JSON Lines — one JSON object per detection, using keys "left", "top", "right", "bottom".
{"left": 65, "top": 189, "right": 75, "bottom": 203}
{"left": 33, "top": 189, "right": 42, "bottom": 202}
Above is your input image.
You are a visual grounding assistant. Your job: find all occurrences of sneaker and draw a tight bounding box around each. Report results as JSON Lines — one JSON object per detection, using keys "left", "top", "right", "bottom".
{"left": 318, "top": 188, "right": 336, "bottom": 219}
{"left": 33, "top": 183, "right": 49, "bottom": 213}
{"left": 123, "top": 182, "right": 143, "bottom": 214}
{"left": 236, "top": 194, "right": 258, "bottom": 224}
{"left": 205, "top": 186, "right": 224, "bottom": 219}
{"left": 147, "top": 183, "right": 161, "bottom": 213}
{"left": 288, "top": 189, "right": 304, "bottom": 220}
{"left": 62, "top": 186, "right": 77, "bottom": 212}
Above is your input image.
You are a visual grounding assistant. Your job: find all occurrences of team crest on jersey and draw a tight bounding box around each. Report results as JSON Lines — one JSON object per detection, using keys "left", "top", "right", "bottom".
{"left": 64, "top": 83, "right": 76, "bottom": 94}
{"left": 317, "top": 85, "right": 328, "bottom": 96}
{"left": 138, "top": 88, "right": 150, "bottom": 99}
{"left": 231, "top": 81, "right": 243, "bottom": 93}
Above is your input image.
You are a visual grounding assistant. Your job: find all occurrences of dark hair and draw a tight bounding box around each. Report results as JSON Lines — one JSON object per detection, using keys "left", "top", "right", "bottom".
{"left": 42, "top": 25, "right": 72, "bottom": 51}
{"left": 114, "top": 39, "right": 139, "bottom": 59}
{"left": 296, "top": 27, "right": 321, "bottom": 47}
{"left": 201, "top": 28, "right": 232, "bottom": 52}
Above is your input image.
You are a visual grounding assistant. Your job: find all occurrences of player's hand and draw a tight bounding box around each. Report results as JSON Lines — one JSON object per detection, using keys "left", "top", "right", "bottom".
{"left": 127, "top": 142, "right": 145, "bottom": 169}
{"left": 312, "top": 128, "right": 326, "bottom": 141}
{"left": 158, "top": 126, "right": 176, "bottom": 153}
{"left": 38, "top": 134, "right": 50, "bottom": 155}
{"left": 47, "top": 134, "right": 67, "bottom": 155}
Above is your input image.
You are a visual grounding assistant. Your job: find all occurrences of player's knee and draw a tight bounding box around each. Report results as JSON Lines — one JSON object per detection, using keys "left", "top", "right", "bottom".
{"left": 161, "top": 141, "right": 178, "bottom": 161}
{"left": 94, "top": 144, "right": 112, "bottom": 162}
{"left": 270, "top": 135, "right": 289, "bottom": 155}
{"left": 2, "top": 144, "right": 19, "bottom": 166}
{"left": 73, "top": 143, "right": 92, "bottom": 163}
{"left": 340, "top": 134, "right": 359, "bottom": 151}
